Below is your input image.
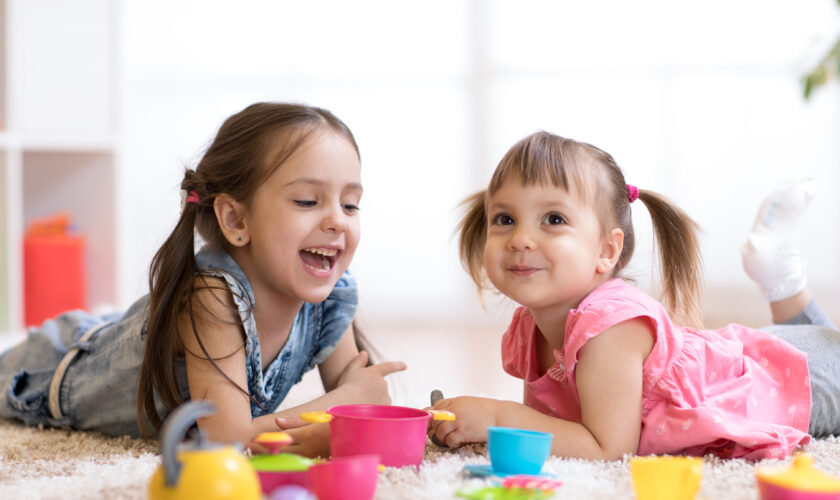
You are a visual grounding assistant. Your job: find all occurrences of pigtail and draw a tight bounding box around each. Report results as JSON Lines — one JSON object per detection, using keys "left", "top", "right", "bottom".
{"left": 457, "top": 190, "right": 489, "bottom": 291}
{"left": 137, "top": 172, "right": 202, "bottom": 435}
{"left": 637, "top": 190, "right": 704, "bottom": 328}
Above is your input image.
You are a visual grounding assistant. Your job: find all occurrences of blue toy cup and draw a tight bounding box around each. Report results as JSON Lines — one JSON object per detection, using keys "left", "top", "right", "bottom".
{"left": 487, "top": 426, "right": 553, "bottom": 475}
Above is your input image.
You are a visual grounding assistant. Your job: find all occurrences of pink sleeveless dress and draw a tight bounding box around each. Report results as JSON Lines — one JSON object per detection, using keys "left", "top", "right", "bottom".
{"left": 501, "top": 278, "right": 811, "bottom": 459}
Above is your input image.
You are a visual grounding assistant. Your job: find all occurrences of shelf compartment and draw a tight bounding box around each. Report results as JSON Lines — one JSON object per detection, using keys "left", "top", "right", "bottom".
{"left": 22, "top": 151, "right": 116, "bottom": 316}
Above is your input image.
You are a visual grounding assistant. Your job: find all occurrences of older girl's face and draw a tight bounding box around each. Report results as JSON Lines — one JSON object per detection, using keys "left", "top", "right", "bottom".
{"left": 483, "top": 175, "right": 609, "bottom": 314}
{"left": 241, "top": 131, "right": 362, "bottom": 306}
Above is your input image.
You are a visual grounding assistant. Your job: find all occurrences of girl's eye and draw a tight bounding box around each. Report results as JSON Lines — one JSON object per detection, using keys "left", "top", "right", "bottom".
{"left": 543, "top": 213, "right": 566, "bottom": 225}
{"left": 343, "top": 204, "right": 360, "bottom": 214}
{"left": 491, "top": 214, "right": 514, "bottom": 226}
{"left": 294, "top": 200, "right": 317, "bottom": 207}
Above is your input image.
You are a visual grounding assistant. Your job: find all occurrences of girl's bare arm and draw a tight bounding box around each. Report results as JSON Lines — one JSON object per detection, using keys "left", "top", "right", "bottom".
{"left": 432, "top": 318, "right": 653, "bottom": 460}
{"left": 179, "top": 282, "right": 261, "bottom": 444}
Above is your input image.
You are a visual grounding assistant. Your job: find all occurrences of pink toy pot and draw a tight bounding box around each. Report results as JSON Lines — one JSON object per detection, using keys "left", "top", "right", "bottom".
{"left": 249, "top": 454, "right": 317, "bottom": 495}
{"left": 301, "top": 404, "right": 455, "bottom": 467}
{"left": 308, "top": 454, "right": 380, "bottom": 500}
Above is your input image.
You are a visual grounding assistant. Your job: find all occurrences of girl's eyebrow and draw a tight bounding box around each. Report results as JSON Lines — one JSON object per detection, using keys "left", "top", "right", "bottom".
{"left": 487, "top": 199, "right": 573, "bottom": 212}
{"left": 284, "top": 177, "right": 363, "bottom": 191}
{"left": 486, "top": 201, "right": 512, "bottom": 211}
{"left": 539, "top": 200, "right": 573, "bottom": 211}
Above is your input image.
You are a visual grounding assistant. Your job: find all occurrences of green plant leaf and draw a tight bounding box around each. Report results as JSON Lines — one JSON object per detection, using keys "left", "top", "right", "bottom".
{"left": 803, "top": 36, "right": 840, "bottom": 99}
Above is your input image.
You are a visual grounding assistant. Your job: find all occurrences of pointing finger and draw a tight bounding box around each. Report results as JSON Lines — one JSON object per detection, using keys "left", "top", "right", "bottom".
{"left": 371, "top": 360, "right": 407, "bottom": 377}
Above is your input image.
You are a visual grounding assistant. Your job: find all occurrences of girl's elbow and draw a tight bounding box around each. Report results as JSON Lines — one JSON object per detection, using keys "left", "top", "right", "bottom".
{"left": 198, "top": 419, "right": 255, "bottom": 445}
{"left": 599, "top": 448, "right": 631, "bottom": 461}
{"left": 599, "top": 441, "right": 638, "bottom": 461}
{"left": 571, "top": 435, "right": 637, "bottom": 461}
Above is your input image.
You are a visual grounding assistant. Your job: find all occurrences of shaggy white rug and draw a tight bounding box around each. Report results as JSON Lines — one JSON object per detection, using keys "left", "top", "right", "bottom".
{"left": 3, "top": 418, "right": 840, "bottom": 499}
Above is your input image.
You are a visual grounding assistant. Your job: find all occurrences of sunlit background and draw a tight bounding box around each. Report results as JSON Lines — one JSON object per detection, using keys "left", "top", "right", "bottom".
{"left": 4, "top": 0, "right": 840, "bottom": 408}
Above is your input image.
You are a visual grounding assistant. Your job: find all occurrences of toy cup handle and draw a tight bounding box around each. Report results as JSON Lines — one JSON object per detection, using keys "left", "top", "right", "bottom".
{"left": 301, "top": 411, "right": 333, "bottom": 423}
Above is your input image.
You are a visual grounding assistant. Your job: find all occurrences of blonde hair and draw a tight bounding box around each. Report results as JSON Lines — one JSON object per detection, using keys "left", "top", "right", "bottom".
{"left": 457, "top": 131, "right": 704, "bottom": 327}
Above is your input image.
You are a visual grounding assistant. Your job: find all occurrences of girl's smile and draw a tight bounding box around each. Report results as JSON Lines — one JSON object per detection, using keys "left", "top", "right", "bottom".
{"left": 300, "top": 246, "right": 341, "bottom": 277}
{"left": 507, "top": 264, "right": 544, "bottom": 276}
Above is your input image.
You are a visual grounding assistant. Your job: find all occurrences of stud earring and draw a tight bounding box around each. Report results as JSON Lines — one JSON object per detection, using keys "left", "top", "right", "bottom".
{"left": 237, "top": 237, "right": 242, "bottom": 242}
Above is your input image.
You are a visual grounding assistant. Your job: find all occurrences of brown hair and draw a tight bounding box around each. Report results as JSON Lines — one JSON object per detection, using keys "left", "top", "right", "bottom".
{"left": 457, "top": 131, "right": 704, "bottom": 327}
{"left": 137, "top": 102, "right": 360, "bottom": 434}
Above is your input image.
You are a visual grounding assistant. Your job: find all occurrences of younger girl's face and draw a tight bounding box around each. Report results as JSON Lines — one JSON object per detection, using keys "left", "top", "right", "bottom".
{"left": 484, "top": 175, "right": 608, "bottom": 314}
{"left": 242, "top": 131, "right": 362, "bottom": 305}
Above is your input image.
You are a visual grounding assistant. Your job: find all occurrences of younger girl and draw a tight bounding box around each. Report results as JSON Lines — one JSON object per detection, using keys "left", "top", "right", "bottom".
{"left": 430, "top": 131, "right": 840, "bottom": 460}
{"left": 0, "top": 102, "right": 405, "bottom": 457}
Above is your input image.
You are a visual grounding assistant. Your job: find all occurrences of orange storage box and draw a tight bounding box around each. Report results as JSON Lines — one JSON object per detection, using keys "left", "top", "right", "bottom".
{"left": 23, "top": 213, "right": 86, "bottom": 327}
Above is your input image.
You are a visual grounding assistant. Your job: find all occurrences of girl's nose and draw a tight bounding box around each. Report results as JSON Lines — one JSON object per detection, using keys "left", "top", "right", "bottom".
{"left": 321, "top": 205, "right": 348, "bottom": 233}
{"left": 507, "top": 227, "right": 535, "bottom": 251}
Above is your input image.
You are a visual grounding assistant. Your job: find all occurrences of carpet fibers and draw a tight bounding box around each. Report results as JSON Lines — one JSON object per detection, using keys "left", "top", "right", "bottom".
{"left": 2, "top": 418, "right": 840, "bottom": 499}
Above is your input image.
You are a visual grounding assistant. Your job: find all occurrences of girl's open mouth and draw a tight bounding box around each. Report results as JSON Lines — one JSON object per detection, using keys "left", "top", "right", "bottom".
{"left": 300, "top": 248, "right": 339, "bottom": 271}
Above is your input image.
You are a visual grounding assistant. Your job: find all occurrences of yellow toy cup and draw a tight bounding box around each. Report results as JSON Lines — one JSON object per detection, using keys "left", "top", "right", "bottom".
{"left": 630, "top": 456, "right": 703, "bottom": 500}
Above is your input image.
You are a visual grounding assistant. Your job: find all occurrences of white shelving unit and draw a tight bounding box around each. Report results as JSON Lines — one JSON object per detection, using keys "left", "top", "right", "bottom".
{"left": 0, "top": 0, "right": 119, "bottom": 336}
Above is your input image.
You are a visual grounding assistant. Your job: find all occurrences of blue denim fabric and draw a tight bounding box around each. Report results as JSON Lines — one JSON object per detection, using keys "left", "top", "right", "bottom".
{"left": 0, "top": 246, "right": 357, "bottom": 436}
{"left": 194, "top": 247, "right": 357, "bottom": 417}
{"left": 0, "top": 300, "right": 170, "bottom": 437}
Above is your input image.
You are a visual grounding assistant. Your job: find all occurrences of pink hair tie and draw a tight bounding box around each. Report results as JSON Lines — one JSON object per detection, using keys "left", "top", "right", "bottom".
{"left": 179, "top": 189, "right": 201, "bottom": 215}
{"left": 627, "top": 184, "right": 639, "bottom": 203}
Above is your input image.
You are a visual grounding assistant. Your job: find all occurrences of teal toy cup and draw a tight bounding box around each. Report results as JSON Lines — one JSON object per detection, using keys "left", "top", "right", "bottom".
{"left": 487, "top": 427, "right": 553, "bottom": 475}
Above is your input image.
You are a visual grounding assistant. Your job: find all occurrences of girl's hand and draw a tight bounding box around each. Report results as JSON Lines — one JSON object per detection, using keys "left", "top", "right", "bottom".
{"left": 335, "top": 351, "right": 406, "bottom": 405}
{"left": 245, "top": 416, "right": 306, "bottom": 455}
{"left": 428, "top": 396, "right": 500, "bottom": 448}
{"left": 270, "top": 417, "right": 331, "bottom": 459}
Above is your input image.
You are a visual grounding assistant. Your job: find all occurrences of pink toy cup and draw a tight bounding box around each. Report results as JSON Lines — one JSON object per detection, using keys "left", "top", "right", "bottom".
{"left": 301, "top": 404, "right": 455, "bottom": 467}
{"left": 307, "top": 454, "right": 380, "bottom": 500}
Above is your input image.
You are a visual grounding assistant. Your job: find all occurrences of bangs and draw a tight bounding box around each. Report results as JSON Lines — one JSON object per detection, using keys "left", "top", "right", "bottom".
{"left": 487, "top": 131, "right": 596, "bottom": 203}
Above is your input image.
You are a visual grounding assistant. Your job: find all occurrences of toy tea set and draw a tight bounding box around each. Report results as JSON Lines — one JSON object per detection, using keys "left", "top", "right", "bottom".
{"left": 458, "top": 434, "right": 840, "bottom": 500}
{"left": 146, "top": 399, "right": 840, "bottom": 500}
{"left": 628, "top": 453, "right": 840, "bottom": 500}
{"left": 146, "top": 398, "right": 457, "bottom": 500}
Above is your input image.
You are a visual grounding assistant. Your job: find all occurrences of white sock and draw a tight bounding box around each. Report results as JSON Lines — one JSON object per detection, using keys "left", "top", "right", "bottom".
{"left": 741, "top": 178, "right": 815, "bottom": 302}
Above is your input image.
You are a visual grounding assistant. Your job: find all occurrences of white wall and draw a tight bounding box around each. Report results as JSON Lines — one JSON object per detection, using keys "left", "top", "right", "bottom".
{"left": 117, "top": 1, "right": 840, "bottom": 404}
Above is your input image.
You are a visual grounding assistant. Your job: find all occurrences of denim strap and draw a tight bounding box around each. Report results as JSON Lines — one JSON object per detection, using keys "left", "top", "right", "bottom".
{"left": 48, "top": 321, "right": 114, "bottom": 419}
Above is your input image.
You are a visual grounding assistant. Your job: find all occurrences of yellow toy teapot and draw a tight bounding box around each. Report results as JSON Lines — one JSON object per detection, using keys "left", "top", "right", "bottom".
{"left": 148, "top": 401, "right": 261, "bottom": 500}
